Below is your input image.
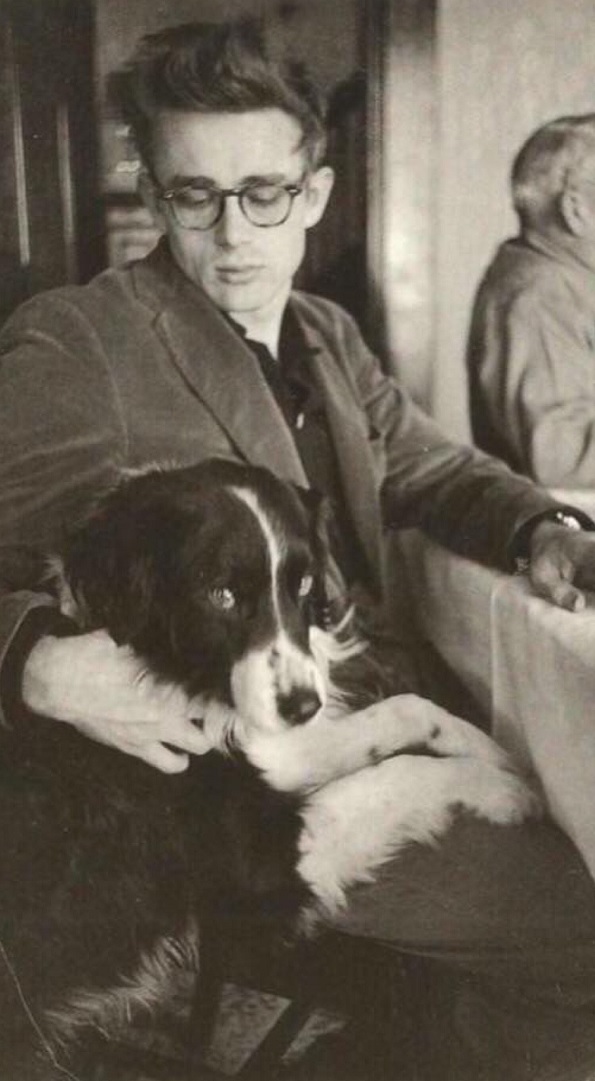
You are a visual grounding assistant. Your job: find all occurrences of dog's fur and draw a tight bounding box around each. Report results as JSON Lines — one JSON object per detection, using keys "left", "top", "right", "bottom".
{"left": 0, "top": 459, "right": 540, "bottom": 1072}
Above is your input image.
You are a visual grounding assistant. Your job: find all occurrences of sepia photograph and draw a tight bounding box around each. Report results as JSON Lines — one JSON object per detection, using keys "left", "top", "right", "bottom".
{"left": 2, "top": 1, "right": 595, "bottom": 1079}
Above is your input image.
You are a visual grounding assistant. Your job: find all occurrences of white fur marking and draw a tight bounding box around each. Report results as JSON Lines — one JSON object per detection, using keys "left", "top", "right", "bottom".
{"left": 229, "top": 485, "right": 285, "bottom": 626}
{"left": 226, "top": 485, "right": 325, "bottom": 731}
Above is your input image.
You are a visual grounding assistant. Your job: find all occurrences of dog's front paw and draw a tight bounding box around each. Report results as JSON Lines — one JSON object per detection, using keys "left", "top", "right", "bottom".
{"left": 356, "top": 695, "right": 497, "bottom": 765}
{"left": 457, "top": 759, "right": 543, "bottom": 825}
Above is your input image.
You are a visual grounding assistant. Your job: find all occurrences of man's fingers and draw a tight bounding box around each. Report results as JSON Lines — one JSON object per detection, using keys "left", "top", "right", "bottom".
{"left": 137, "top": 742, "right": 190, "bottom": 773}
{"left": 159, "top": 715, "right": 212, "bottom": 755}
{"left": 548, "top": 583, "right": 586, "bottom": 612}
{"left": 530, "top": 557, "right": 586, "bottom": 612}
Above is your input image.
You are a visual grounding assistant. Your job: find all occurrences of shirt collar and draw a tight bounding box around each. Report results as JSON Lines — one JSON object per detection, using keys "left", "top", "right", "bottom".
{"left": 523, "top": 227, "right": 595, "bottom": 276}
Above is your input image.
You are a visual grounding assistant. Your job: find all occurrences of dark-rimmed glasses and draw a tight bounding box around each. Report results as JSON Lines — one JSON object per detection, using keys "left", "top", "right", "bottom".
{"left": 155, "top": 177, "right": 306, "bottom": 230}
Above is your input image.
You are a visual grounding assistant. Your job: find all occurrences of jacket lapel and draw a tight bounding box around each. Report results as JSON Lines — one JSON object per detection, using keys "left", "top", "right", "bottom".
{"left": 134, "top": 248, "right": 307, "bottom": 485}
{"left": 297, "top": 314, "right": 384, "bottom": 588}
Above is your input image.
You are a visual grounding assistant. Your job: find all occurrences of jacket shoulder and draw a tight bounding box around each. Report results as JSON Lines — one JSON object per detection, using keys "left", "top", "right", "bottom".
{"left": 479, "top": 238, "right": 576, "bottom": 304}
{"left": 290, "top": 289, "right": 364, "bottom": 345}
{"left": 2, "top": 264, "right": 134, "bottom": 324}
{"left": 0, "top": 262, "right": 146, "bottom": 342}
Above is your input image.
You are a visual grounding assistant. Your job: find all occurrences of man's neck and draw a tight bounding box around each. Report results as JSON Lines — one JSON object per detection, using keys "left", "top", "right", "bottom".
{"left": 524, "top": 224, "right": 595, "bottom": 275}
{"left": 227, "top": 291, "right": 290, "bottom": 359}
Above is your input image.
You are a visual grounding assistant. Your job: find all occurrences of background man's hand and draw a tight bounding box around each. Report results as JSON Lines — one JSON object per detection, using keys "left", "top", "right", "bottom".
{"left": 528, "top": 520, "right": 595, "bottom": 612}
{"left": 22, "top": 629, "right": 211, "bottom": 772}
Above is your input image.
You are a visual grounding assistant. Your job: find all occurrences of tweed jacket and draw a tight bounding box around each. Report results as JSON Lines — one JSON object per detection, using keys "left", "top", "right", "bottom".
{"left": 0, "top": 242, "right": 561, "bottom": 690}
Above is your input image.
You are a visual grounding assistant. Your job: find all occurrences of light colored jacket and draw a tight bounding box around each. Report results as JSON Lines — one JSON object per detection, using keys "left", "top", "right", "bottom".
{"left": 467, "top": 231, "right": 595, "bottom": 486}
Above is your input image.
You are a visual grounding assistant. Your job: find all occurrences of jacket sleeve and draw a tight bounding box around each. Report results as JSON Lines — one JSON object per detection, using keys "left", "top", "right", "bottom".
{"left": 471, "top": 282, "right": 595, "bottom": 487}
{"left": 0, "top": 291, "right": 128, "bottom": 723}
{"left": 336, "top": 308, "right": 567, "bottom": 570}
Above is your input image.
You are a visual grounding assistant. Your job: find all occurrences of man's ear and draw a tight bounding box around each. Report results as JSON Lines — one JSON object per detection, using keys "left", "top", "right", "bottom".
{"left": 304, "top": 166, "right": 335, "bottom": 229}
{"left": 138, "top": 170, "right": 167, "bottom": 232}
{"left": 559, "top": 186, "right": 593, "bottom": 237}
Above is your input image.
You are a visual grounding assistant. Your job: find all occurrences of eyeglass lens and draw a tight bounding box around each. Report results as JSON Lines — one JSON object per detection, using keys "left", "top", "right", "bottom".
{"left": 170, "top": 183, "right": 299, "bottom": 229}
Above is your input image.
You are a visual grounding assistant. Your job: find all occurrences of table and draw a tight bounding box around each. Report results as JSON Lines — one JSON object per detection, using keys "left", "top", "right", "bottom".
{"left": 399, "top": 520, "right": 595, "bottom": 879}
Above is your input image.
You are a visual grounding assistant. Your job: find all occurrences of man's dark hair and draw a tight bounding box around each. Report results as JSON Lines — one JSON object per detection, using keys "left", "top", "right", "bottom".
{"left": 114, "top": 19, "right": 327, "bottom": 170}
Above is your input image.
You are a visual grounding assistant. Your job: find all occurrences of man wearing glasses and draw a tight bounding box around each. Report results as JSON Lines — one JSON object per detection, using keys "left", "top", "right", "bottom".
{"left": 4, "top": 19, "right": 595, "bottom": 1081}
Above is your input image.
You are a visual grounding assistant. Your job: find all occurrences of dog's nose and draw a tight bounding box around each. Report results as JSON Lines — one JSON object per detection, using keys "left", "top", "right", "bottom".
{"left": 277, "top": 688, "right": 321, "bottom": 725}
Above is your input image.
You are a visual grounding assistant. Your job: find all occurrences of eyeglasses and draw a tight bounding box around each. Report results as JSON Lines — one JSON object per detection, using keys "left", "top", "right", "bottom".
{"left": 155, "top": 177, "right": 306, "bottom": 230}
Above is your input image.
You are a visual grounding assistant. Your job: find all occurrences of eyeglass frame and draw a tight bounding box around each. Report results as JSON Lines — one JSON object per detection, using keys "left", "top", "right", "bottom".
{"left": 151, "top": 173, "right": 308, "bottom": 231}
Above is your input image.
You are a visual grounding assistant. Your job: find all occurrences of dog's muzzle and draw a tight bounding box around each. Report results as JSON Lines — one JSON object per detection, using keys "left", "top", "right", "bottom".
{"left": 276, "top": 686, "right": 322, "bottom": 726}
{"left": 230, "top": 633, "right": 326, "bottom": 734}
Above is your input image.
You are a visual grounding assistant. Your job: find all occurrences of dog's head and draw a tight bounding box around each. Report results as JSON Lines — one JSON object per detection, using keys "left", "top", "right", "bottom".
{"left": 59, "top": 460, "right": 333, "bottom": 738}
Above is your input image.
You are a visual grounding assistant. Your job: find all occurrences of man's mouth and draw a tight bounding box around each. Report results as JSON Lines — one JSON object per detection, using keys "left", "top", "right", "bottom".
{"left": 216, "top": 265, "right": 262, "bottom": 283}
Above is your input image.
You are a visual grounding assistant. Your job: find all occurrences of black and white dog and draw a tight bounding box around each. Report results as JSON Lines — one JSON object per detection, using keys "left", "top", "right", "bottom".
{"left": 0, "top": 459, "right": 539, "bottom": 1071}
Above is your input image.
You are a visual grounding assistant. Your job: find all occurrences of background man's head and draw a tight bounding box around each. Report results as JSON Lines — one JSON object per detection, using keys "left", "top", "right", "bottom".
{"left": 511, "top": 114, "right": 595, "bottom": 239}
{"left": 114, "top": 19, "right": 334, "bottom": 331}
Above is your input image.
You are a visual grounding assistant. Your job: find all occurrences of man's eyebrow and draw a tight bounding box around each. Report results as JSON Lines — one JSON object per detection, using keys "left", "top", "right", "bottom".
{"left": 166, "top": 172, "right": 294, "bottom": 190}
{"left": 240, "top": 172, "right": 293, "bottom": 186}
{"left": 166, "top": 174, "right": 214, "bottom": 189}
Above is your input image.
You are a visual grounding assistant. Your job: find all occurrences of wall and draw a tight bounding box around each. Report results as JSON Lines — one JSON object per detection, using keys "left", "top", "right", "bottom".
{"left": 0, "top": 0, "right": 104, "bottom": 322}
{"left": 367, "top": 0, "right": 437, "bottom": 403}
{"left": 95, "top": 0, "right": 359, "bottom": 103}
{"left": 434, "top": 0, "right": 595, "bottom": 438}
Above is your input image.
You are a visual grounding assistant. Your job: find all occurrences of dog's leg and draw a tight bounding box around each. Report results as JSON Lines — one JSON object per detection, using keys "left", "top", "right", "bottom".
{"left": 245, "top": 694, "right": 516, "bottom": 794}
{"left": 296, "top": 753, "right": 541, "bottom": 918}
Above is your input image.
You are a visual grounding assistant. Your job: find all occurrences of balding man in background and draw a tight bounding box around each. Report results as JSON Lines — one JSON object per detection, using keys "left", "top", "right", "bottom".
{"left": 468, "top": 113, "right": 595, "bottom": 488}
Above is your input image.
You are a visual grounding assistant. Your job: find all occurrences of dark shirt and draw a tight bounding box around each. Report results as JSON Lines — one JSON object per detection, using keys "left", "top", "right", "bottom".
{"left": 226, "top": 308, "right": 370, "bottom": 587}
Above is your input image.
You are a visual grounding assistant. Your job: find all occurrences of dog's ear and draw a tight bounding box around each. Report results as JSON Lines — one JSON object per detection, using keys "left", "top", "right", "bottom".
{"left": 294, "top": 486, "right": 331, "bottom": 563}
{"left": 293, "top": 486, "right": 333, "bottom": 628}
{"left": 62, "top": 495, "right": 162, "bottom": 646}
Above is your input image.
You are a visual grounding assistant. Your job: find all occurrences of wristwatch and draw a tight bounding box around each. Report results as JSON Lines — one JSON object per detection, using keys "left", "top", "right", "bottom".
{"left": 551, "top": 511, "right": 583, "bottom": 532}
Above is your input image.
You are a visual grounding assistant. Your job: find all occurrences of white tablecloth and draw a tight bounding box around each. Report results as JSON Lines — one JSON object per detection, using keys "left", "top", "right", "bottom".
{"left": 399, "top": 528, "right": 595, "bottom": 879}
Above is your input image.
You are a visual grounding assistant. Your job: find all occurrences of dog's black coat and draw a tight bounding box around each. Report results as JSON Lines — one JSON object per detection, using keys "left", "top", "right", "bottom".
{"left": 0, "top": 461, "right": 328, "bottom": 1061}
{"left": 0, "top": 722, "right": 308, "bottom": 1003}
{"left": 0, "top": 459, "right": 541, "bottom": 1077}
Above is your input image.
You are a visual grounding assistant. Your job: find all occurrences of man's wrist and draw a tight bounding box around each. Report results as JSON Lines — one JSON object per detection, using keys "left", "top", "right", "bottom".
{"left": 513, "top": 507, "right": 594, "bottom": 574}
{"left": 0, "top": 607, "right": 79, "bottom": 727}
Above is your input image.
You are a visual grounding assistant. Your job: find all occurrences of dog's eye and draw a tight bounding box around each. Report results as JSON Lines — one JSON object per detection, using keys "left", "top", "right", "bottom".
{"left": 298, "top": 573, "right": 314, "bottom": 598}
{"left": 208, "top": 586, "right": 236, "bottom": 611}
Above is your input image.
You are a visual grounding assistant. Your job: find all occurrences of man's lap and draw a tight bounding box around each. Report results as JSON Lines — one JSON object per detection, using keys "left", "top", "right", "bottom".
{"left": 331, "top": 812, "right": 595, "bottom": 967}
{"left": 329, "top": 813, "right": 595, "bottom": 1079}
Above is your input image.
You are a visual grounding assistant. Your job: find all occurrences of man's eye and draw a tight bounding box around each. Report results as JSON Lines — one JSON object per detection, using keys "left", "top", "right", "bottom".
{"left": 298, "top": 573, "right": 314, "bottom": 598}
{"left": 177, "top": 188, "right": 215, "bottom": 208}
{"left": 208, "top": 587, "right": 236, "bottom": 611}
{"left": 245, "top": 184, "right": 284, "bottom": 207}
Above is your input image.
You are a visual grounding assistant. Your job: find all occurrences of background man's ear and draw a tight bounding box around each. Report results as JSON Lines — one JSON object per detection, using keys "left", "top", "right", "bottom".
{"left": 304, "top": 166, "right": 335, "bottom": 229}
{"left": 559, "top": 186, "right": 590, "bottom": 236}
{"left": 138, "top": 170, "right": 167, "bottom": 232}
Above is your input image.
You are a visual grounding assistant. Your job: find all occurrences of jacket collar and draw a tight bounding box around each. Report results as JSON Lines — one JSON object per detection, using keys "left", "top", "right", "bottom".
{"left": 131, "top": 241, "right": 307, "bottom": 484}
{"left": 521, "top": 227, "right": 595, "bottom": 277}
{"left": 293, "top": 300, "right": 384, "bottom": 589}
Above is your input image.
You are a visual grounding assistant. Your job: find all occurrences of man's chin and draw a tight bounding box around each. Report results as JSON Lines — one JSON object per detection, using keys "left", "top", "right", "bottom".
{"left": 204, "top": 282, "right": 270, "bottom": 313}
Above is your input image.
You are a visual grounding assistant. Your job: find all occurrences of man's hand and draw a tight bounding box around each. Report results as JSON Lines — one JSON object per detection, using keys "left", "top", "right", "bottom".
{"left": 528, "top": 520, "right": 595, "bottom": 612}
{"left": 22, "top": 630, "right": 211, "bottom": 772}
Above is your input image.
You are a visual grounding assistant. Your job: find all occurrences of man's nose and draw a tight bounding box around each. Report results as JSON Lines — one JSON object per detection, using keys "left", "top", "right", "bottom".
{"left": 214, "top": 194, "right": 252, "bottom": 245}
